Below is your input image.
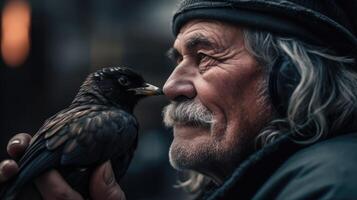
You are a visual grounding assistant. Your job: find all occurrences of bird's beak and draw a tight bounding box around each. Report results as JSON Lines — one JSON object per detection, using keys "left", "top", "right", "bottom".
{"left": 130, "top": 83, "right": 163, "bottom": 96}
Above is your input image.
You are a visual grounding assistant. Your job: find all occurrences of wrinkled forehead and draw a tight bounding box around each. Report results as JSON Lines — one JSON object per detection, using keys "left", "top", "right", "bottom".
{"left": 173, "top": 19, "right": 244, "bottom": 50}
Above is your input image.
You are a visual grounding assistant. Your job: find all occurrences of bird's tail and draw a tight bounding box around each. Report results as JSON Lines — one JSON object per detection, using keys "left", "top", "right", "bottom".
{"left": 0, "top": 151, "right": 57, "bottom": 200}
{"left": 0, "top": 169, "right": 36, "bottom": 200}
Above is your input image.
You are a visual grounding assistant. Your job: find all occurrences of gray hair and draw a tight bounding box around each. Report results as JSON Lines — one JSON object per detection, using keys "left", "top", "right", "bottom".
{"left": 175, "top": 29, "right": 357, "bottom": 196}
{"left": 248, "top": 32, "right": 357, "bottom": 146}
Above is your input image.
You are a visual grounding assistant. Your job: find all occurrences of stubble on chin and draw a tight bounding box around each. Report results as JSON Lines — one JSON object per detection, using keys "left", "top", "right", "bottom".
{"left": 168, "top": 123, "right": 254, "bottom": 174}
{"left": 168, "top": 132, "right": 215, "bottom": 170}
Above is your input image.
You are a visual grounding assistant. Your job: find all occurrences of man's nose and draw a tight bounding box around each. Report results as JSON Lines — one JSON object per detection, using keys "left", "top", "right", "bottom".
{"left": 163, "top": 65, "right": 197, "bottom": 101}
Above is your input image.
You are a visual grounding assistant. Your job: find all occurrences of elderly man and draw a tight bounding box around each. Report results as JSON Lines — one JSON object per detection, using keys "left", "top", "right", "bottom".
{"left": 1, "top": 0, "right": 357, "bottom": 199}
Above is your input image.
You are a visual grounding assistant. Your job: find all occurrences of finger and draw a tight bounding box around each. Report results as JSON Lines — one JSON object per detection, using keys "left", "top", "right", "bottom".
{"left": 90, "top": 161, "right": 126, "bottom": 200}
{"left": 7, "top": 133, "right": 32, "bottom": 158}
{"left": 35, "top": 169, "right": 83, "bottom": 200}
{"left": 0, "top": 160, "right": 19, "bottom": 182}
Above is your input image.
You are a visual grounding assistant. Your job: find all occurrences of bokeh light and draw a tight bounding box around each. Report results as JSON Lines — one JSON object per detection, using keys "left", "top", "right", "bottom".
{"left": 1, "top": 0, "right": 31, "bottom": 67}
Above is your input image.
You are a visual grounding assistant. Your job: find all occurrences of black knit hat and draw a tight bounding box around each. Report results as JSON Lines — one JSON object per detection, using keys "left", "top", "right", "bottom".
{"left": 172, "top": 0, "right": 357, "bottom": 58}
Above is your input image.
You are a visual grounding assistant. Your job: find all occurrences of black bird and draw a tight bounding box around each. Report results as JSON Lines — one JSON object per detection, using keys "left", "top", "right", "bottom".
{"left": 1, "top": 67, "right": 163, "bottom": 200}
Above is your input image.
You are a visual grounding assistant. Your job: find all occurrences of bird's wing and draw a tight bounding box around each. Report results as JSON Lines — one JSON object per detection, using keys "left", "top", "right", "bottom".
{"left": 45, "top": 107, "right": 139, "bottom": 167}
{"left": 34, "top": 105, "right": 97, "bottom": 141}
{"left": 19, "top": 105, "right": 138, "bottom": 169}
{"left": 18, "top": 105, "right": 101, "bottom": 167}
{"left": 28, "top": 105, "right": 94, "bottom": 145}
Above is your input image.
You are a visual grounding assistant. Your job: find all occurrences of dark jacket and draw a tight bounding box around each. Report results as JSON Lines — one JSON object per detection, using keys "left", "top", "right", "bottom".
{"left": 204, "top": 133, "right": 357, "bottom": 200}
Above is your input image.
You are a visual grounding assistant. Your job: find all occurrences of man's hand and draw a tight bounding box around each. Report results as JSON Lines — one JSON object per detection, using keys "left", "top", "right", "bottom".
{"left": 0, "top": 133, "right": 126, "bottom": 200}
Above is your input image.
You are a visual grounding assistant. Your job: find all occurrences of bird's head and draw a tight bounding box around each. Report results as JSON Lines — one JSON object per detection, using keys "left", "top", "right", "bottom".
{"left": 88, "top": 67, "right": 163, "bottom": 110}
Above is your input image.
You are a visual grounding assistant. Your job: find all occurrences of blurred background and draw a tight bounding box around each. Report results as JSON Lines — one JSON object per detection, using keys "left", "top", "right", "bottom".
{"left": 0, "top": 0, "right": 187, "bottom": 199}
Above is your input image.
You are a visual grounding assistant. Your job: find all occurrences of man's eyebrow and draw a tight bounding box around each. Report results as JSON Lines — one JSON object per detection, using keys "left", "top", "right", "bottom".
{"left": 185, "top": 34, "right": 215, "bottom": 51}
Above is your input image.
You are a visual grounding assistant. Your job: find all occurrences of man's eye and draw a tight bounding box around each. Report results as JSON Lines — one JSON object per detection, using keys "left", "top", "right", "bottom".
{"left": 197, "top": 52, "right": 217, "bottom": 64}
{"left": 197, "top": 53, "right": 217, "bottom": 73}
{"left": 197, "top": 52, "right": 209, "bottom": 62}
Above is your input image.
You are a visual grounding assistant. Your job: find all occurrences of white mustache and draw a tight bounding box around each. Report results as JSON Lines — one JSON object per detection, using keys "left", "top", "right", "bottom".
{"left": 162, "top": 100, "right": 214, "bottom": 128}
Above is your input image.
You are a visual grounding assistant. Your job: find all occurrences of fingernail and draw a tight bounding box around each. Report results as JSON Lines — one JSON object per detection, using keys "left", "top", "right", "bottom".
{"left": 10, "top": 139, "right": 21, "bottom": 146}
{"left": 103, "top": 162, "right": 115, "bottom": 186}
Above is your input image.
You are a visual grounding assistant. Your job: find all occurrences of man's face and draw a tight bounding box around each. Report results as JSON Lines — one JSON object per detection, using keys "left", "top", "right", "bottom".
{"left": 163, "top": 20, "right": 272, "bottom": 181}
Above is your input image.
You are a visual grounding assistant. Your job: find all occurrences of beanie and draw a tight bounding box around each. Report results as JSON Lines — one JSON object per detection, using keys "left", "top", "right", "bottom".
{"left": 172, "top": 0, "right": 357, "bottom": 58}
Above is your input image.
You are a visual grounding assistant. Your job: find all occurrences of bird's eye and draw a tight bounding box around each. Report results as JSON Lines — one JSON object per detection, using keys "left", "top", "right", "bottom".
{"left": 118, "top": 77, "right": 130, "bottom": 86}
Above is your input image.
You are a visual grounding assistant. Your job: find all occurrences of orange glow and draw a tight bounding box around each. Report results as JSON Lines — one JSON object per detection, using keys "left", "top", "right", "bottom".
{"left": 1, "top": 0, "right": 31, "bottom": 67}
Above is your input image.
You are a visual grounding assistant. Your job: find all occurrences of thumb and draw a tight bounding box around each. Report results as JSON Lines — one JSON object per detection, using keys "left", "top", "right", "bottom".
{"left": 90, "top": 161, "right": 126, "bottom": 200}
